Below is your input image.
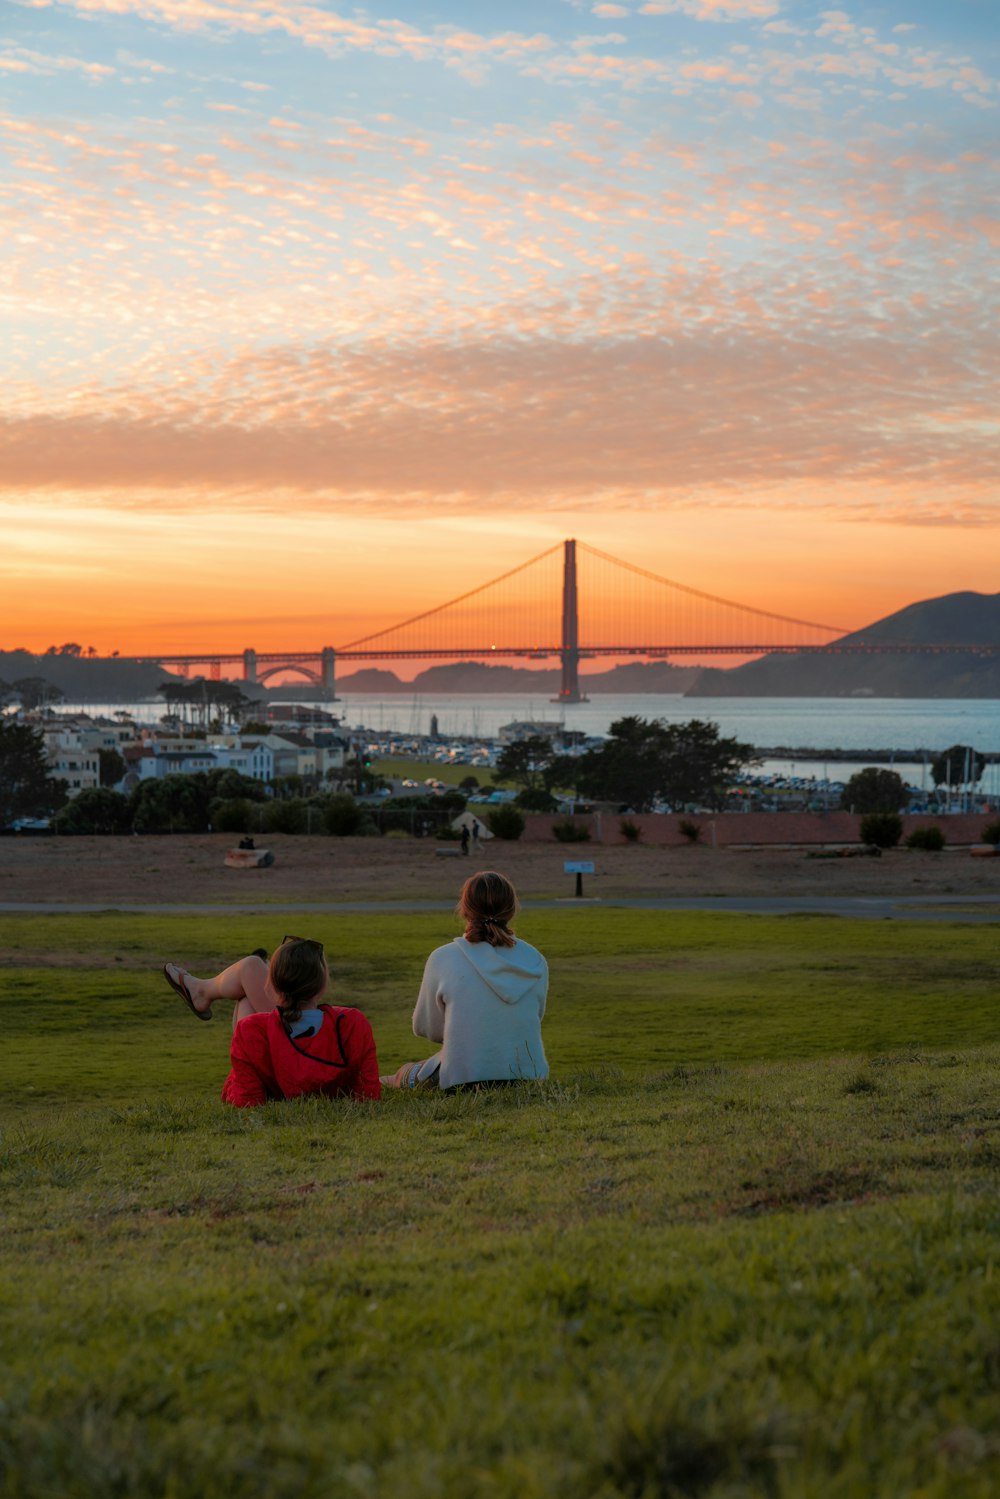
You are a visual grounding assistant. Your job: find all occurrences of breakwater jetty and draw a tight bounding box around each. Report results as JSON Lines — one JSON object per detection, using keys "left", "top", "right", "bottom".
{"left": 755, "top": 747, "right": 998, "bottom": 765}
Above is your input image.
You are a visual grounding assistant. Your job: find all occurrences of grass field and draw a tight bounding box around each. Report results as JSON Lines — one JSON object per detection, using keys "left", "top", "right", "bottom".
{"left": 3, "top": 909, "right": 1000, "bottom": 1496}
{"left": 374, "top": 755, "right": 492, "bottom": 789}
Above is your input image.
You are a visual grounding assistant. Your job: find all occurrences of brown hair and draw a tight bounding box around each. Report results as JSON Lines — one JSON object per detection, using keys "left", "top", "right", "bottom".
{"left": 457, "top": 870, "right": 518, "bottom": 948}
{"left": 269, "top": 940, "right": 328, "bottom": 1027}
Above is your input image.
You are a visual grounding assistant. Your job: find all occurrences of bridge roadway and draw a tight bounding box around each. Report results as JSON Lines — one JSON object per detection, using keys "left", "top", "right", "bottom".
{"left": 3, "top": 895, "right": 999, "bottom": 922}
{"left": 142, "top": 643, "right": 998, "bottom": 665}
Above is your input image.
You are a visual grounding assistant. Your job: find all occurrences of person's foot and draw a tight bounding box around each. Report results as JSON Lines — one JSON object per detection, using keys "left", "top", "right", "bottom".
{"left": 162, "top": 962, "right": 212, "bottom": 1019}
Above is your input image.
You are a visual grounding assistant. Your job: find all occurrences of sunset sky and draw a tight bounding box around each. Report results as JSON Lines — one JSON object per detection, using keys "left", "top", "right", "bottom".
{"left": 2, "top": 0, "right": 997, "bottom": 664}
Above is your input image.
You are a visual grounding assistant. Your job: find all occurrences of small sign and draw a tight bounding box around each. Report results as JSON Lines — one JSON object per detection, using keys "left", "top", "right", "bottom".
{"left": 563, "top": 861, "right": 595, "bottom": 874}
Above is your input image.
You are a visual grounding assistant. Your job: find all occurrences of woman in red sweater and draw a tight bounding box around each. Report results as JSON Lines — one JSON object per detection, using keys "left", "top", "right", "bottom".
{"left": 163, "top": 937, "right": 381, "bottom": 1107}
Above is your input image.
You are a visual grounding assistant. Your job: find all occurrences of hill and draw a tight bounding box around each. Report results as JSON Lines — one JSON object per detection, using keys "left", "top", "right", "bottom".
{"left": 688, "top": 591, "right": 1000, "bottom": 698}
{"left": 0, "top": 650, "right": 180, "bottom": 703}
{"left": 338, "top": 659, "right": 699, "bottom": 694}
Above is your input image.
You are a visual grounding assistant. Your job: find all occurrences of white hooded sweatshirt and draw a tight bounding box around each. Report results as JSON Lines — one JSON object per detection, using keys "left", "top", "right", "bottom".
{"left": 411, "top": 936, "right": 549, "bottom": 1089}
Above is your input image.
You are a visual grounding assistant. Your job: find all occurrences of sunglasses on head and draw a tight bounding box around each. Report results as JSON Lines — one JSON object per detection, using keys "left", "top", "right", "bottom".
{"left": 281, "top": 934, "right": 325, "bottom": 955}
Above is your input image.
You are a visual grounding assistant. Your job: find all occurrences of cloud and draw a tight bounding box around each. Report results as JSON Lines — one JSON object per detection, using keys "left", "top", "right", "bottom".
{"left": 2, "top": 318, "right": 996, "bottom": 517}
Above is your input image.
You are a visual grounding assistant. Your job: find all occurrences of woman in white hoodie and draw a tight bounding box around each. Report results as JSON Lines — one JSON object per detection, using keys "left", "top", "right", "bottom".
{"left": 382, "top": 870, "right": 549, "bottom": 1090}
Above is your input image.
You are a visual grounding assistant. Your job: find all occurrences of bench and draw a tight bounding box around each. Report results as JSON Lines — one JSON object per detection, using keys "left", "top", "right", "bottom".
{"left": 434, "top": 846, "right": 462, "bottom": 858}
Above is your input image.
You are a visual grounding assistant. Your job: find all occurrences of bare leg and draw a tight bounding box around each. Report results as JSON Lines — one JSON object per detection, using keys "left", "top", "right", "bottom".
{"left": 166, "top": 957, "right": 275, "bottom": 1031}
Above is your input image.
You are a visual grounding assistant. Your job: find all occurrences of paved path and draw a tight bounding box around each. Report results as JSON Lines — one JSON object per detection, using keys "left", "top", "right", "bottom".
{"left": 2, "top": 896, "right": 999, "bottom": 922}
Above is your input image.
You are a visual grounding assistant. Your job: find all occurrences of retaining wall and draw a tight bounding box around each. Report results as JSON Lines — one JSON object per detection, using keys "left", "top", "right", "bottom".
{"left": 520, "top": 811, "right": 996, "bottom": 847}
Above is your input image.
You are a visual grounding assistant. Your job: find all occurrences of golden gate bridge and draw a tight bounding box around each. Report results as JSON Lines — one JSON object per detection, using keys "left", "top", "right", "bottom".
{"left": 137, "top": 540, "right": 989, "bottom": 703}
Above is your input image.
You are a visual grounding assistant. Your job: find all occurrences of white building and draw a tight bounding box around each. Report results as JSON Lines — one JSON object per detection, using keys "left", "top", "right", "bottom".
{"left": 123, "top": 737, "right": 275, "bottom": 786}
{"left": 41, "top": 723, "right": 100, "bottom": 797}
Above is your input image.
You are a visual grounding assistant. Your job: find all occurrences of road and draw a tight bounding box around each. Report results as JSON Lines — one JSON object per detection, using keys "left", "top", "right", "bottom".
{"left": 2, "top": 896, "right": 999, "bottom": 922}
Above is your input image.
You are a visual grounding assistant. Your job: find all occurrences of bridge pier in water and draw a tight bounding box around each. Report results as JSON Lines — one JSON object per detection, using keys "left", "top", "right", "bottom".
{"left": 554, "top": 537, "right": 588, "bottom": 703}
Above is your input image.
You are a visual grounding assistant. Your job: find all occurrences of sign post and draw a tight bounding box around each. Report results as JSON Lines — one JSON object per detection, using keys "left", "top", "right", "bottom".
{"left": 563, "top": 859, "right": 595, "bottom": 898}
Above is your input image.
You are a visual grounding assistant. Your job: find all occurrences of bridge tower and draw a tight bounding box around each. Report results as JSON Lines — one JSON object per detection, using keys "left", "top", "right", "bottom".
{"left": 242, "top": 648, "right": 257, "bottom": 685}
{"left": 321, "top": 647, "right": 338, "bottom": 699}
{"left": 555, "top": 538, "right": 588, "bottom": 703}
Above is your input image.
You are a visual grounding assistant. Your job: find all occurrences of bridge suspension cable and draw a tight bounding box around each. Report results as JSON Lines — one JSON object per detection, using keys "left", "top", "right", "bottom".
{"left": 337, "top": 541, "right": 563, "bottom": 654}
{"left": 574, "top": 541, "right": 845, "bottom": 654}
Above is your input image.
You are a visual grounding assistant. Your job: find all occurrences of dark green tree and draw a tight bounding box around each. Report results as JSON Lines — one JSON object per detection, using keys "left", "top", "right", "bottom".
{"left": 53, "top": 788, "right": 131, "bottom": 835}
{"left": 840, "top": 767, "right": 909, "bottom": 813}
{"left": 157, "top": 679, "right": 259, "bottom": 728}
{"left": 494, "top": 738, "right": 575, "bottom": 811}
{"left": 203, "top": 767, "right": 269, "bottom": 803}
{"left": 98, "top": 747, "right": 127, "bottom": 787}
{"left": 13, "top": 676, "right": 64, "bottom": 711}
{"left": 0, "top": 721, "right": 67, "bottom": 824}
{"left": 931, "top": 745, "right": 986, "bottom": 789}
{"left": 574, "top": 717, "right": 755, "bottom": 812}
{"left": 492, "top": 737, "right": 554, "bottom": 794}
{"left": 129, "top": 774, "right": 214, "bottom": 833}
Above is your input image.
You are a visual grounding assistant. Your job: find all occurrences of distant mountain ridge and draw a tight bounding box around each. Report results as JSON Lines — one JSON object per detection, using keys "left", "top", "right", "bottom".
{"left": 337, "top": 660, "right": 701, "bottom": 694}
{"left": 6, "top": 592, "right": 997, "bottom": 702}
{"left": 688, "top": 591, "right": 1000, "bottom": 698}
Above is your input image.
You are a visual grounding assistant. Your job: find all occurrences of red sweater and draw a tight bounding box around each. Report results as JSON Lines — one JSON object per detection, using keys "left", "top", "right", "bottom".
{"left": 221, "top": 1006, "right": 381, "bottom": 1108}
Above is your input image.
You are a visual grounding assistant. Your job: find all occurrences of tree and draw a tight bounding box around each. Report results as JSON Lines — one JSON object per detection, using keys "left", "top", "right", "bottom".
{"left": 494, "top": 738, "right": 575, "bottom": 811}
{"left": 574, "top": 716, "right": 756, "bottom": 812}
{"left": 840, "top": 767, "right": 909, "bottom": 813}
{"left": 203, "top": 767, "right": 268, "bottom": 803}
{"left": 157, "top": 679, "right": 260, "bottom": 728}
{"left": 493, "top": 737, "right": 554, "bottom": 795}
{"left": 12, "top": 677, "right": 64, "bottom": 711}
{"left": 0, "top": 721, "right": 67, "bottom": 825}
{"left": 129, "top": 774, "right": 214, "bottom": 833}
{"left": 98, "top": 747, "right": 127, "bottom": 788}
{"left": 931, "top": 745, "right": 985, "bottom": 789}
{"left": 53, "top": 788, "right": 131, "bottom": 835}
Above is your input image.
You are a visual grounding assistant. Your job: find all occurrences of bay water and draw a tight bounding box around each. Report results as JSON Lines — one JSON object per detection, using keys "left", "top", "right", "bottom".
{"left": 59, "top": 693, "right": 1000, "bottom": 791}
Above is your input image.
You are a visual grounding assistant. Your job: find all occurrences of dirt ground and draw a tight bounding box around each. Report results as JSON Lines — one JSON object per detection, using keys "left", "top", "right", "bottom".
{"left": 1, "top": 832, "right": 998, "bottom": 906}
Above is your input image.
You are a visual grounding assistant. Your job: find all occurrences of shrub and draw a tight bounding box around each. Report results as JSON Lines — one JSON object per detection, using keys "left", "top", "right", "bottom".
{"left": 322, "top": 795, "right": 365, "bottom": 837}
{"left": 552, "top": 819, "right": 591, "bottom": 843}
{"left": 906, "top": 825, "right": 945, "bottom": 851}
{"left": 859, "top": 812, "right": 903, "bottom": 849}
{"left": 487, "top": 804, "right": 525, "bottom": 841}
{"left": 261, "top": 798, "right": 308, "bottom": 835}
{"left": 981, "top": 821, "right": 1000, "bottom": 846}
{"left": 678, "top": 819, "right": 701, "bottom": 843}
{"left": 516, "top": 787, "right": 558, "bottom": 813}
{"left": 210, "top": 797, "right": 257, "bottom": 834}
{"left": 619, "top": 819, "right": 642, "bottom": 843}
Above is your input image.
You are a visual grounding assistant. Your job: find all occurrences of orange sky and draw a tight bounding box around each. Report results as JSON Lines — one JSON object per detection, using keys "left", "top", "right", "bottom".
{"left": 4, "top": 502, "right": 996, "bottom": 667}
{"left": 2, "top": 2, "right": 997, "bottom": 665}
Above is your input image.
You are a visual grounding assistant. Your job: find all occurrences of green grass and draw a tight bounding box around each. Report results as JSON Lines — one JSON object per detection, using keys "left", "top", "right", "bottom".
{"left": 375, "top": 754, "right": 495, "bottom": 788}
{"left": 2, "top": 910, "right": 1000, "bottom": 1496}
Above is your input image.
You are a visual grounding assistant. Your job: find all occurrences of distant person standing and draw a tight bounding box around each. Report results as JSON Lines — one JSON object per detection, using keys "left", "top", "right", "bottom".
{"left": 471, "top": 818, "right": 480, "bottom": 848}
{"left": 460, "top": 824, "right": 470, "bottom": 855}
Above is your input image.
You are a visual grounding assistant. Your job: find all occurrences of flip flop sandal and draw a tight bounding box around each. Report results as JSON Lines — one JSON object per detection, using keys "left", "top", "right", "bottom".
{"left": 162, "top": 963, "right": 211, "bottom": 1021}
